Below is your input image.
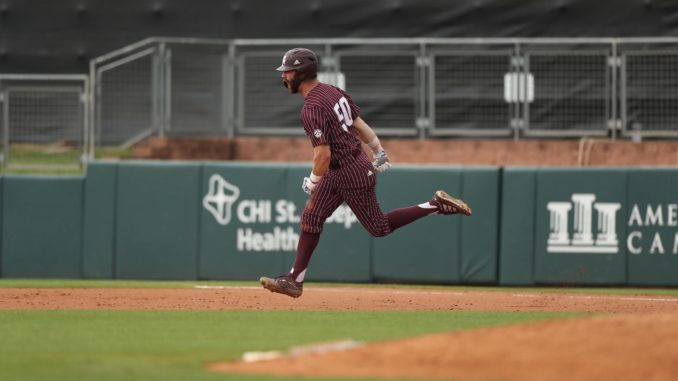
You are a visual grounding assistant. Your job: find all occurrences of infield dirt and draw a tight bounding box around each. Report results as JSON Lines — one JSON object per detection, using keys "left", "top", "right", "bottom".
{"left": 2, "top": 286, "right": 678, "bottom": 381}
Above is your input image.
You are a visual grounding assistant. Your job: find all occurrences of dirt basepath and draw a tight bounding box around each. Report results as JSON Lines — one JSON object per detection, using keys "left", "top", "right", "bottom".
{"left": 2, "top": 286, "right": 678, "bottom": 313}
{"left": 3, "top": 286, "right": 678, "bottom": 381}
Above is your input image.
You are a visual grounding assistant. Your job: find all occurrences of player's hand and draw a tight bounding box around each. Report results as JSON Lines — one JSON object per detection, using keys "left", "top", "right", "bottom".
{"left": 302, "top": 177, "right": 319, "bottom": 195}
{"left": 373, "top": 150, "right": 392, "bottom": 173}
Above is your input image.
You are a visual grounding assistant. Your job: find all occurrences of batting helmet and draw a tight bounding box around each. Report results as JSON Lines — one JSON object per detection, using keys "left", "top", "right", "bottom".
{"left": 276, "top": 48, "right": 318, "bottom": 80}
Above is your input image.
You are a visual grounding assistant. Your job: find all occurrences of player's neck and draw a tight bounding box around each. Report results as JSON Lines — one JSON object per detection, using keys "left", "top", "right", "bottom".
{"left": 300, "top": 79, "right": 320, "bottom": 98}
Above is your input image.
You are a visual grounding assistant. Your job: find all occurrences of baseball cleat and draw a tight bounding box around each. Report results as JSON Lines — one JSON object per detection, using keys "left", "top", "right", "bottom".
{"left": 431, "top": 190, "right": 473, "bottom": 216}
{"left": 259, "top": 275, "right": 303, "bottom": 298}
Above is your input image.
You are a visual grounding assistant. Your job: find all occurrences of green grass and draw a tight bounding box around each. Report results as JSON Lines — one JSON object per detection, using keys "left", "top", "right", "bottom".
{"left": 7, "top": 143, "right": 81, "bottom": 165}
{"left": 0, "top": 144, "right": 134, "bottom": 174}
{"left": 0, "top": 309, "right": 578, "bottom": 381}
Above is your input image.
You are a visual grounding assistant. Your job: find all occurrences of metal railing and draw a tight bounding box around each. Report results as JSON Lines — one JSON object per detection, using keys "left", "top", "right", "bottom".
{"left": 84, "top": 37, "right": 678, "bottom": 147}
{"left": 0, "top": 74, "right": 89, "bottom": 169}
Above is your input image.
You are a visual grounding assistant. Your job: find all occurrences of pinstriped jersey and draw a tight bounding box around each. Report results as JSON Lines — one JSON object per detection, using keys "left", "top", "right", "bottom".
{"left": 300, "top": 83, "right": 365, "bottom": 169}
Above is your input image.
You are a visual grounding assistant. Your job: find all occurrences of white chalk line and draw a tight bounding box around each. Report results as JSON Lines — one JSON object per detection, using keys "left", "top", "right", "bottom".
{"left": 193, "top": 285, "right": 678, "bottom": 303}
{"left": 510, "top": 293, "right": 678, "bottom": 303}
{"left": 193, "top": 285, "right": 465, "bottom": 296}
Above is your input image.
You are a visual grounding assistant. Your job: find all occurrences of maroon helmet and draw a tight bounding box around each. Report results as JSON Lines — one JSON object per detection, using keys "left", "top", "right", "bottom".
{"left": 277, "top": 48, "right": 318, "bottom": 93}
{"left": 276, "top": 48, "right": 318, "bottom": 76}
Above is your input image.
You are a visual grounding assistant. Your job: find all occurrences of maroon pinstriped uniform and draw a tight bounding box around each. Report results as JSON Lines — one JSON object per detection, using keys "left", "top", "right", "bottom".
{"left": 259, "top": 47, "right": 470, "bottom": 297}
{"left": 300, "top": 83, "right": 392, "bottom": 237}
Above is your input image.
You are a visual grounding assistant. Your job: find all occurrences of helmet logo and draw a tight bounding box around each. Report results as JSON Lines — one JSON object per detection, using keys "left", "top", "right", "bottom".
{"left": 294, "top": 59, "right": 300, "bottom": 65}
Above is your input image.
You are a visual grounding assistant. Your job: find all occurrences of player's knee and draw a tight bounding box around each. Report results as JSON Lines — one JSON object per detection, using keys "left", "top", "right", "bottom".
{"left": 301, "top": 210, "right": 325, "bottom": 235}
{"left": 366, "top": 225, "right": 391, "bottom": 238}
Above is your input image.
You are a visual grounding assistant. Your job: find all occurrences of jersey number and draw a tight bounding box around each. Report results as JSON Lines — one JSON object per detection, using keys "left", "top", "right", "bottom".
{"left": 333, "top": 97, "right": 354, "bottom": 132}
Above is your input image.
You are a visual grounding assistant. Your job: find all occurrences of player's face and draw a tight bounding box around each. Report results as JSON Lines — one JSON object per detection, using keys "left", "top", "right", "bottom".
{"left": 281, "top": 70, "right": 300, "bottom": 94}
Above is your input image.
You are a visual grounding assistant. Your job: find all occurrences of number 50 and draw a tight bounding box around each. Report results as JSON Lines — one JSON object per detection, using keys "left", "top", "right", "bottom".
{"left": 333, "top": 97, "right": 354, "bottom": 132}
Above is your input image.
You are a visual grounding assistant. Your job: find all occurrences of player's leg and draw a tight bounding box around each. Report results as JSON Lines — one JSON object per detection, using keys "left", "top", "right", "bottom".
{"left": 342, "top": 184, "right": 392, "bottom": 237}
{"left": 385, "top": 190, "right": 472, "bottom": 228}
{"left": 342, "top": 185, "right": 437, "bottom": 236}
{"left": 291, "top": 180, "right": 343, "bottom": 282}
{"left": 339, "top": 161, "right": 444, "bottom": 236}
{"left": 260, "top": 177, "right": 343, "bottom": 298}
{"left": 388, "top": 190, "right": 472, "bottom": 224}
{"left": 345, "top": 186, "right": 472, "bottom": 237}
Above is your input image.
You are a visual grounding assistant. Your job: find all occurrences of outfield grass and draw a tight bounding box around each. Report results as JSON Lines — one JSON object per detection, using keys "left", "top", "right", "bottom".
{"left": 0, "top": 309, "right": 577, "bottom": 381}
{"left": 0, "top": 144, "right": 134, "bottom": 175}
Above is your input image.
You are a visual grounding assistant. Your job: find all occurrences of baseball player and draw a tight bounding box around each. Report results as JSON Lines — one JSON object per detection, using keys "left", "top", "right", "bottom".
{"left": 260, "top": 48, "right": 472, "bottom": 298}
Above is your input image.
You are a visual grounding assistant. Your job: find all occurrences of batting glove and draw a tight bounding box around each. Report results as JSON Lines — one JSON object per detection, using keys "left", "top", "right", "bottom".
{"left": 302, "top": 174, "right": 321, "bottom": 195}
{"left": 373, "top": 150, "right": 392, "bottom": 173}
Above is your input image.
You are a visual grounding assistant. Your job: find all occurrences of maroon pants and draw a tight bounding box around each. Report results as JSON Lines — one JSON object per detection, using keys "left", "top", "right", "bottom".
{"left": 292, "top": 158, "right": 438, "bottom": 280}
{"left": 301, "top": 159, "right": 391, "bottom": 237}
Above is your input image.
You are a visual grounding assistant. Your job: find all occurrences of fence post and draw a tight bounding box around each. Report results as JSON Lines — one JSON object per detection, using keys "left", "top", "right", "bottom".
{"left": 164, "top": 45, "right": 172, "bottom": 135}
{"left": 80, "top": 78, "right": 88, "bottom": 167}
{"left": 152, "top": 43, "right": 168, "bottom": 138}
{"left": 222, "top": 43, "right": 237, "bottom": 137}
{"left": 514, "top": 43, "right": 525, "bottom": 140}
{"left": 608, "top": 40, "right": 619, "bottom": 140}
{"left": 88, "top": 61, "right": 96, "bottom": 161}
{"left": 416, "top": 43, "right": 431, "bottom": 140}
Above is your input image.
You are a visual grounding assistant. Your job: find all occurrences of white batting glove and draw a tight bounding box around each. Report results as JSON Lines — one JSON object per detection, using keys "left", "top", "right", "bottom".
{"left": 372, "top": 150, "right": 392, "bottom": 173}
{"left": 302, "top": 173, "right": 321, "bottom": 195}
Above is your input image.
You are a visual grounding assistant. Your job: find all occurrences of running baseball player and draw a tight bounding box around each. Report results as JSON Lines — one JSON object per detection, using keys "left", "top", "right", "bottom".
{"left": 260, "top": 48, "right": 472, "bottom": 298}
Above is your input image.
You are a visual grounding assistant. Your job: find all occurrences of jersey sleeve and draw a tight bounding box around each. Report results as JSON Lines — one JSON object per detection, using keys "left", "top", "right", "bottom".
{"left": 301, "top": 106, "right": 330, "bottom": 147}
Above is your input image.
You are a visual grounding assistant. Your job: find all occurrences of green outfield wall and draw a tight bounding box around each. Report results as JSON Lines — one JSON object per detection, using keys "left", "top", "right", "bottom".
{"left": 82, "top": 162, "right": 117, "bottom": 279}
{"left": 0, "top": 175, "right": 3, "bottom": 276}
{"left": 1, "top": 175, "right": 84, "bottom": 278}
{"left": 373, "top": 167, "right": 465, "bottom": 283}
{"left": 534, "top": 169, "right": 628, "bottom": 285}
{"left": 498, "top": 168, "right": 536, "bottom": 285}
{"left": 2, "top": 162, "right": 678, "bottom": 286}
{"left": 116, "top": 162, "right": 203, "bottom": 280}
{"left": 626, "top": 169, "right": 678, "bottom": 286}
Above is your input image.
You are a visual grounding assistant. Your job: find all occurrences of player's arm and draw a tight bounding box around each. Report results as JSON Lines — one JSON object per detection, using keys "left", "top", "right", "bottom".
{"left": 302, "top": 144, "right": 330, "bottom": 195}
{"left": 352, "top": 117, "right": 377, "bottom": 145}
{"left": 311, "top": 144, "right": 331, "bottom": 177}
{"left": 352, "top": 117, "right": 391, "bottom": 173}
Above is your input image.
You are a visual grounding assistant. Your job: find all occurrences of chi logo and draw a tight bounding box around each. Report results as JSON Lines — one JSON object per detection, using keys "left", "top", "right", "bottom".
{"left": 547, "top": 193, "right": 621, "bottom": 254}
{"left": 203, "top": 174, "right": 240, "bottom": 225}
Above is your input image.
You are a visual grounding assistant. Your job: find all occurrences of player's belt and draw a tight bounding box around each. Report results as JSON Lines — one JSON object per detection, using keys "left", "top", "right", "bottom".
{"left": 329, "top": 148, "right": 363, "bottom": 170}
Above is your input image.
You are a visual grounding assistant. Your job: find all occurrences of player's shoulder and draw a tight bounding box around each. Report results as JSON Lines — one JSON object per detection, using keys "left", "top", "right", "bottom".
{"left": 300, "top": 102, "right": 326, "bottom": 122}
{"left": 320, "top": 83, "right": 355, "bottom": 105}
{"left": 303, "top": 83, "right": 338, "bottom": 111}
{"left": 307, "top": 82, "right": 344, "bottom": 102}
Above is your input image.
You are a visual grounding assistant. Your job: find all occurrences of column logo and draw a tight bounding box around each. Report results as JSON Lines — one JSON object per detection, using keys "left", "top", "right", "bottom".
{"left": 203, "top": 174, "right": 240, "bottom": 225}
{"left": 547, "top": 193, "right": 621, "bottom": 254}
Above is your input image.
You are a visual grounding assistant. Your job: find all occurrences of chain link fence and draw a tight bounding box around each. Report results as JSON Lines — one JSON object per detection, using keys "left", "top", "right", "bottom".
{"left": 622, "top": 49, "right": 678, "bottom": 137}
{"left": 522, "top": 44, "right": 612, "bottom": 136}
{"left": 98, "top": 38, "right": 678, "bottom": 146}
{"left": 2, "top": 37, "right": 672, "bottom": 166}
{"left": 89, "top": 38, "right": 678, "bottom": 147}
{"left": 431, "top": 50, "right": 512, "bottom": 136}
{"left": 0, "top": 75, "right": 88, "bottom": 170}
